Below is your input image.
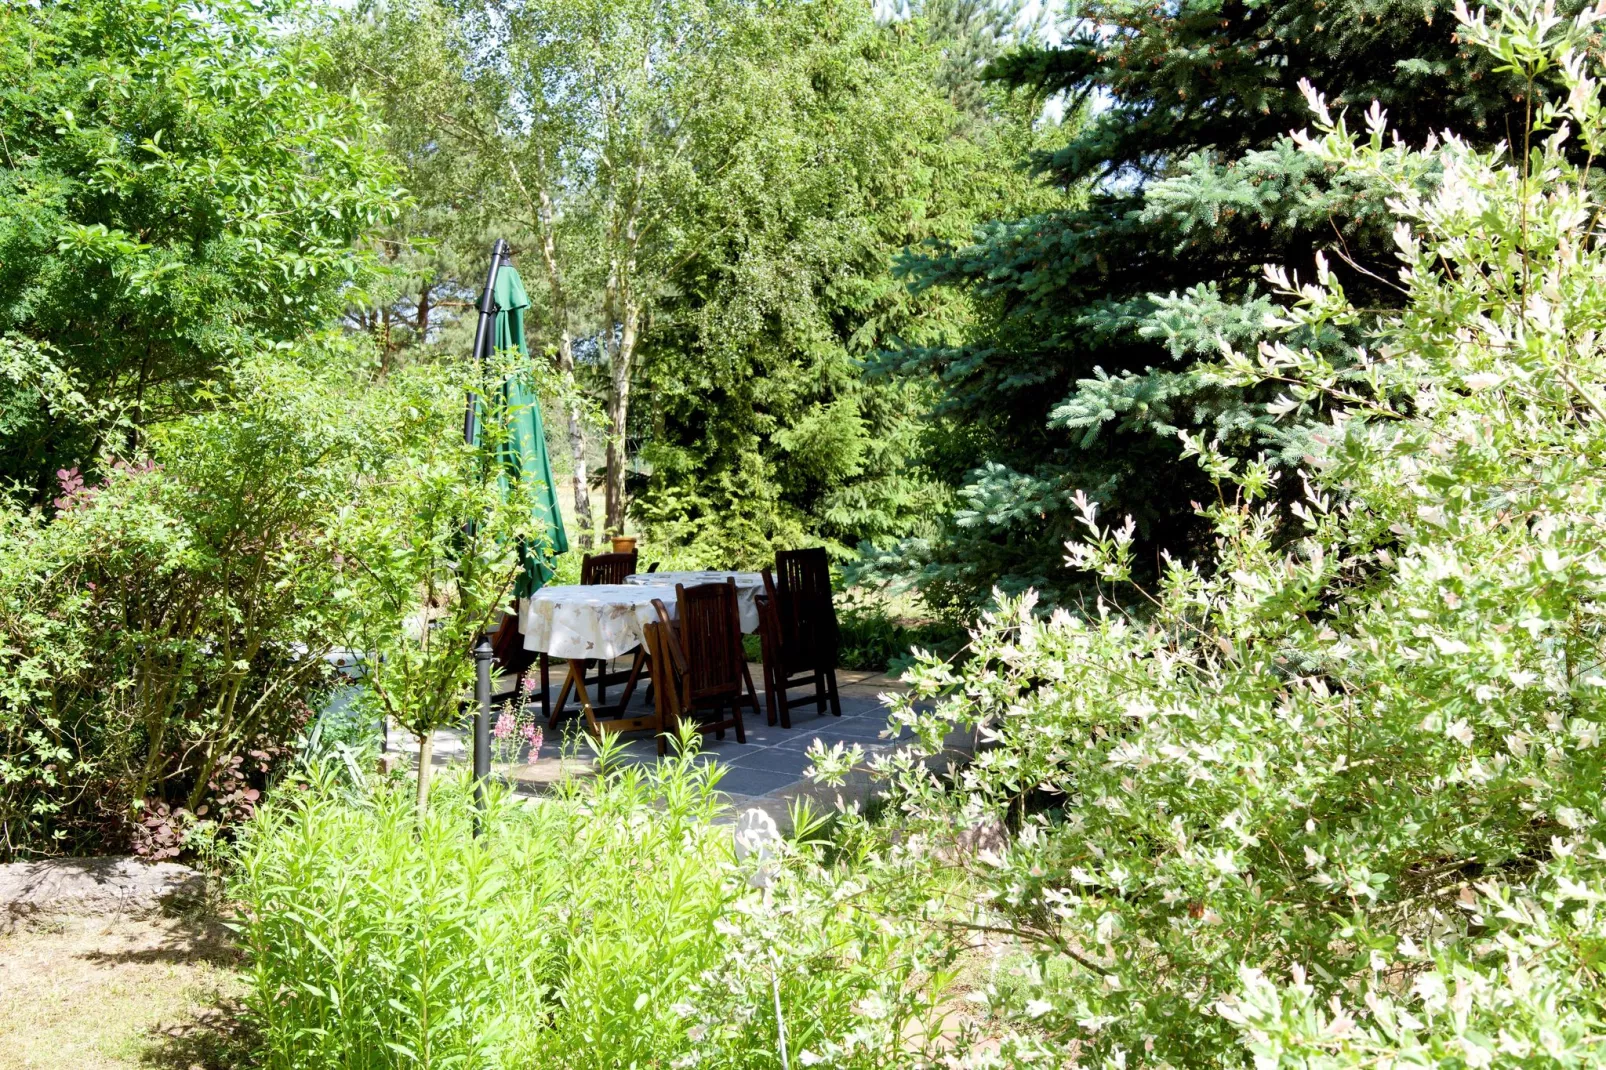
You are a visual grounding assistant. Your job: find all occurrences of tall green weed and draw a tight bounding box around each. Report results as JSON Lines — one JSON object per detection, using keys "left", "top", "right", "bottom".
{"left": 231, "top": 741, "right": 960, "bottom": 1069}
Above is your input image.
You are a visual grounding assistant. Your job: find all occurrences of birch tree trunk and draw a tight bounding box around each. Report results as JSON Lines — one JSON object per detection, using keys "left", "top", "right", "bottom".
{"left": 603, "top": 159, "right": 645, "bottom": 535}
{"left": 604, "top": 289, "right": 639, "bottom": 535}
{"left": 530, "top": 172, "right": 595, "bottom": 548}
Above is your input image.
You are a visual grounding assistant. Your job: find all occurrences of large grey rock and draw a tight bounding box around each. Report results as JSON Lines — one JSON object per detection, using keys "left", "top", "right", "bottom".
{"left": 0, "top": 856, "right": 206, "bottom": 929}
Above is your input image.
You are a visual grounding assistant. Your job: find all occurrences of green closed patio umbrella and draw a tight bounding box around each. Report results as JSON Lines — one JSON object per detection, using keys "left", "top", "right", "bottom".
{"left": 466, "top": 240, "right": 565, "bottom": 825}
{"left": 473, "top": 260, "right": 569, "bottom": 595}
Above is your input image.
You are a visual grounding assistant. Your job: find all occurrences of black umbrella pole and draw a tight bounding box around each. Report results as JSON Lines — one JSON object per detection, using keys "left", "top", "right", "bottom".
{"left": 464, "top": 238, "right": 510, "bottom": 446}
{"left": 472, "top": 636, "right": 494, "bottom": 827}
{"left": 468, "top": 239, "right": 509, "bottom": 833}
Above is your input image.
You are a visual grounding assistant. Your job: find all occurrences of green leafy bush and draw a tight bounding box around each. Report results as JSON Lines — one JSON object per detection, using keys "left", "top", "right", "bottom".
{"left": 0, "top": 0, "right": 403, "bottom": 498}
{"left": 328, "top": 356, "right": 563, "bottom": 811}
{"left": 836, "top": 593, "right": 967, "bottom": 675}
{"left": 230, "top": 740, "right": 959, "bottom": 1069}
{"left": 0, "top": 355, "right": 375, "bottom": 857}
{"left": 817, "top": 1, "right": 1606, "bottom": 1064}
{"left": 0, "top": 352, "right": 486, "bottom": 858}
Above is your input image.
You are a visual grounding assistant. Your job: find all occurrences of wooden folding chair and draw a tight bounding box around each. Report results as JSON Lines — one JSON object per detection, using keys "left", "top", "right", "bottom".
{"left": 648, "top": 580, "right": 759, "bottom": 753}
{"left": 581, "top": 550, "right": 638, "bottom": 584}
{"left": 757, "top": 547, "right": 841, "bottom": 728}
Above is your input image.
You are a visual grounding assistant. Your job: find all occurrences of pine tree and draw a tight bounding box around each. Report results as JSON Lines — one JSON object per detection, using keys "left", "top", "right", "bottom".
{"left": 913, "top": 0, "right": 1043, "bottom": 119}
{"left": 632, "top": 0, "right": 1051, "bottom": 565}
{"left": 878, "top": 0, "right": 1572, "bottom": 611}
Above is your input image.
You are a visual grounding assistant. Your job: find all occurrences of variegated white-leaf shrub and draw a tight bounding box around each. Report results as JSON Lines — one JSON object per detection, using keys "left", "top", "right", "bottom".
{"left": 816, "top": 0, "right": 1606, "bottom": 1064}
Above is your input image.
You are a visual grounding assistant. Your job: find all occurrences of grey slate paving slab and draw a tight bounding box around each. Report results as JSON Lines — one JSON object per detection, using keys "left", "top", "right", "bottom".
{"left": 390, "top": 664, "right": 968, "bottom": 829}
{"left": 725, "top": 748, "right": 814, "bottom": 776}
{"left": 706, "top": 764, "right": 805, "bottom": 797}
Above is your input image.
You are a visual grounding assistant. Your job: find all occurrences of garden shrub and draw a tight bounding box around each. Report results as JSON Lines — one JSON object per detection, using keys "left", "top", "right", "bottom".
{"left": 326, "top": 354, "right": 563, "bottom": 812}
{"left": 808, "top": 1, "right": 1606, "bottom": 1064}
{"left": 230, "top": 739, "right": 960, "bottom": 1069}
{"left": 0, "top": 352, "right": 469, "bottom": 858}
{"left": 0, "top": 0, "right": 402, "bottom": 499}
{"left": 836, "top": 592, "right": 968, "bottom": 675}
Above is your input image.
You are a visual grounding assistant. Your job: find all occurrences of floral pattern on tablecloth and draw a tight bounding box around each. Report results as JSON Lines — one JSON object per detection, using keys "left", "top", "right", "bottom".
{"left": 518, "top": 584, "right": 669, "bottom": 661}
{"left": 624, "top": 571, "right": 764, "bottom": 634}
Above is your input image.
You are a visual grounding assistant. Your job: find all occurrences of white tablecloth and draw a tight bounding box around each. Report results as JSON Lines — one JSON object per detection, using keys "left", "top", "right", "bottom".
{"left": 519, "top": 585, "right": 668, "bottom": 661}
{"left": 625, "top": 571, "right": 764, "bottom": 634}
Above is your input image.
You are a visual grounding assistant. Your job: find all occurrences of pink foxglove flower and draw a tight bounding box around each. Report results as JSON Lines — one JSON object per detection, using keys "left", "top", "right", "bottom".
{"left": 492, "top": 710, "right": 517, "bottom": 741}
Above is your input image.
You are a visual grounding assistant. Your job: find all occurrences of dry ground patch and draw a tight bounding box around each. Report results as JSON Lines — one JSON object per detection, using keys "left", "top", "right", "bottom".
{"left": 0, "top": 914, "right": 246, "bottom": 1070}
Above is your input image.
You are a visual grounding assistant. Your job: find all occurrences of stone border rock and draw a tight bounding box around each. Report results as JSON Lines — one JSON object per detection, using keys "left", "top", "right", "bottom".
{"left": 1, "top": 857, "right": 206, "bottom": 931}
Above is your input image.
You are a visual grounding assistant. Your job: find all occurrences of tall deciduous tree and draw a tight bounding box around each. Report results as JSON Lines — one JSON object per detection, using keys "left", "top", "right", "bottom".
{"left": 0, "top": 0, "right": 403, "bottom": 500}
{"left": 880, "top": 0, "right": 1568, "bottom": 611}
{"left": 328, "top": 0, "right": 729, "bottom": 544}
{"left": 319, "top": 0, "right": 504, "bottom": 373}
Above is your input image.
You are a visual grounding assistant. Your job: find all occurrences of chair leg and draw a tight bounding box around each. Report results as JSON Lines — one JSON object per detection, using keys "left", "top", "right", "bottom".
{"left": 597, "top": 657, "right": 608, "bottom": 706}
{"left": 732, "top": 693, "right": 746, "bottom": 744}
{"left": 762, "top": 657, "right": 778, "bottom": 727}
{"left": 617, "top": 648, "right": 646, "bottom": 711}
{"left": 815, "top": 669, "right": 827, "bottom": 714}
{"left": 826, "top": 665, "right": 842, "bottom": 717}
{"left": 740, "top": 660, "right": 762, "bottom": 713}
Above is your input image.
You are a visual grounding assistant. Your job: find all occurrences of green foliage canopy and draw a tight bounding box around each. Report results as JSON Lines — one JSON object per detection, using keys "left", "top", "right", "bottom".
{"left": 0, "top": 0, "right": 403, "bottom": 497}
{"left": 634, "top": 0, "right": 1057, "bottom": 566}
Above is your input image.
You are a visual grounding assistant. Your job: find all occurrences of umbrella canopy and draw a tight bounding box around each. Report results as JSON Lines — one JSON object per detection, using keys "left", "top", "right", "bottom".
{"left": 475, "top": 264, "right": 568, "bottom": 596}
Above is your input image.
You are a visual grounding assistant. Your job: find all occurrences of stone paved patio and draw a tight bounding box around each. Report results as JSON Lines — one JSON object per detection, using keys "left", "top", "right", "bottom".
{"left": 387, "top": 665, "right": 963, "bottom": 828}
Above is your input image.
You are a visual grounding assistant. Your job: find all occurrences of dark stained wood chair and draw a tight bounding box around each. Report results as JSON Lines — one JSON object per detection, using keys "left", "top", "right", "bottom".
{"left": 647, "top": 580, "right": 758, "bottom": 753}
{"left": 757, "top": 547, "right": 841, "bottom": 728}
{"left": 581, "top": 550, "right": 638, "bottom": 585}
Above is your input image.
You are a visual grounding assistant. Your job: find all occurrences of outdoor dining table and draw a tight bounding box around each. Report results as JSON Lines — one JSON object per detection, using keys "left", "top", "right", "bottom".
{"left": 518, "top": 572, "right": 765, "bottom": 736}
{"left": 518, "top": 583, "right": 661, "bottom": 735}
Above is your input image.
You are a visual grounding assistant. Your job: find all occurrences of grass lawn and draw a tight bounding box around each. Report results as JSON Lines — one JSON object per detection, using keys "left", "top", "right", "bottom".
{"left": 0, "top": 914, "right": 245, "bottom": 1070}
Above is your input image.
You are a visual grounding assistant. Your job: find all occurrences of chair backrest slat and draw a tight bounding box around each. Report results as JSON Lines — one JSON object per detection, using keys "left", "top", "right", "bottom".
{"left": 675, "top": 580, "right": 745, "bottom": 701}
{"left": 770, "top": 547, "right": 837, "bottom": 665}
{"left": 581, "top": 550, "right": 638, "bottom": 585}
